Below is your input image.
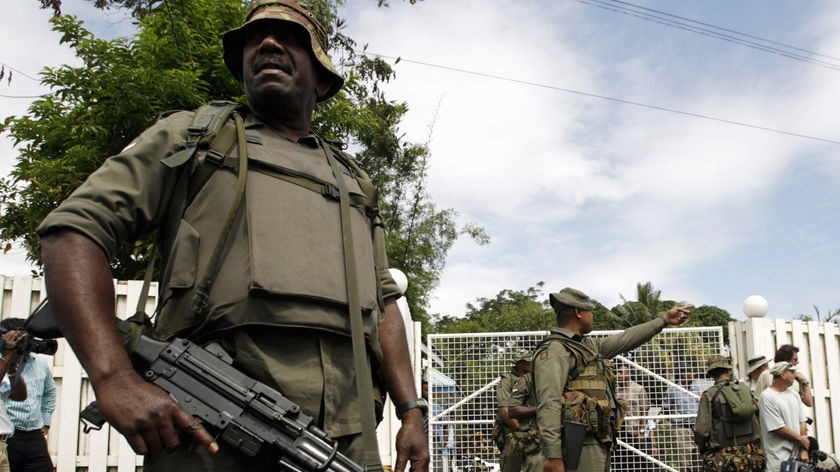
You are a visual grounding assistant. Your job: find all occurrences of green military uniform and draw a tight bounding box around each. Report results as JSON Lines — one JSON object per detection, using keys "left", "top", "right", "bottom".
{"left": 694, "top": 357, "right": 765, "bottom": 472}
{"left": 37, "top": 109, "right": 400, "bottom": 468}
{"left": 534, "top": 310, "right": 669, "bottom": 472}
{"left": 498, "top": 367, "right": 525, "bottom": 472}
{"left": 509, "top": 373, "right": 543, "bottom": 472}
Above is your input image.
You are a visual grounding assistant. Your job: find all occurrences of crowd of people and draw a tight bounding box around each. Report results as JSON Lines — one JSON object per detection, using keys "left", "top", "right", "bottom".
{"left": 0, "top": 1, "right": 829, "bottom": 470}
{"left": 422, "top": 288, "right": 823, "bottom": 472}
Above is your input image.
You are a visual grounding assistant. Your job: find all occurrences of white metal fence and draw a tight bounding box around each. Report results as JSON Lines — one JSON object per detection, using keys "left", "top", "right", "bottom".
{"left": 425, "top": 327, "right": 725, "bottom": 472}
{"left": 0, "top": 275, "right": 837, "bottom": 471}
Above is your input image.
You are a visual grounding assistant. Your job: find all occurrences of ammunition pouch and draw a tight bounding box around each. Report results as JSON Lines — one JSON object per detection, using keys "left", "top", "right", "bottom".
{"left": 562, "top": 391, "right": 626, "bottom": 441}
{"left": 510, "top": 426, "right": 541, "bottom": 455}
{"left": 491, "top": 421, "right": 505, "bottom": 452}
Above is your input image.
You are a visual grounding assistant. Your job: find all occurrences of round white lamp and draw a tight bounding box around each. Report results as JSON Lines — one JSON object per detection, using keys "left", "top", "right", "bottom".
{"left": 389, "top": 268, "right": 408, "bottom": 294}
{"left": 743, "top": 295, "right": 768, "bottom": 318}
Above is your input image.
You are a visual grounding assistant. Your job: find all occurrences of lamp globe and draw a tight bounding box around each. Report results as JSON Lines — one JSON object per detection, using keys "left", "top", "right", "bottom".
{"left": 743, "top": 295, "right": 768, "bottom": 318}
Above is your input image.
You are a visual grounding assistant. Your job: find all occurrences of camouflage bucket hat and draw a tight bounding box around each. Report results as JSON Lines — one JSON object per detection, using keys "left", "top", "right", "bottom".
{"left": 222, "top": 0, "right": 344, "bottom": 101}
{"left": 705, "top": 355, "right": 733, "bottom": 374}
{"left": 512, "top": 349, "right": 532, "bottom": 364}
{"left": 549, "top": 287, "right": 596, "bottom": 312}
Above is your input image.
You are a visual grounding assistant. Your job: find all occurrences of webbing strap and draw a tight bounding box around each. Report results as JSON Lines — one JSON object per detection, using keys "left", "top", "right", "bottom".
{"left": 184, "top": 112, "right": 249, "bottom": 332}
{"left": 324, "top": 143, "right": 382, "bottom": 471}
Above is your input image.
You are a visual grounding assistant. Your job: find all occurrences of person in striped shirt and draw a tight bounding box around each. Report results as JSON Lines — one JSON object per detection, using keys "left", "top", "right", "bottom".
{"left": 0, "top": 319, "right": 55, "bottom": 472}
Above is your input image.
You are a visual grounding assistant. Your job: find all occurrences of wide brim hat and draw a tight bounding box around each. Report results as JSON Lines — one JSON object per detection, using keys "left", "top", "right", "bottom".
{"left": 705, "top": 355, "right": 733, "bottom": 374}
{"left": 223, "top": 0, "right": 344, "bottom": 101}
{"left": 549, "top": 287, "right": 596, "bottom": 312}
{"left": 746, "top": 355, "right": 770, "bottom": 375}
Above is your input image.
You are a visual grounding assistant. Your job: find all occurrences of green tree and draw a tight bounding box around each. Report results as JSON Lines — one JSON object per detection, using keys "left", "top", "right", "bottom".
{"left": 797, "top": 305, "right": 840, "bottom": 324}
{"left": 2, "top": 0, "right": 482, "bottom": 322}
{"left": 431, "top": 283, "right": 554, "bottom": 334}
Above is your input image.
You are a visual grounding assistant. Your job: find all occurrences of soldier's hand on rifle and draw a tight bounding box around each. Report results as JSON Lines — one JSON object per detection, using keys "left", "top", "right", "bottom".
{"left": 93, "top": 369, "right": 218, "bottom": 455}
{"left": 662, "top": 305, "right": 694, "bottom": 325}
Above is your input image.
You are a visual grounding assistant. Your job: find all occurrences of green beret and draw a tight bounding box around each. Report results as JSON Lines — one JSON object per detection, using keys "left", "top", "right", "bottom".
{"left": 549, "top": 287, "right": 596, "bottom": 311}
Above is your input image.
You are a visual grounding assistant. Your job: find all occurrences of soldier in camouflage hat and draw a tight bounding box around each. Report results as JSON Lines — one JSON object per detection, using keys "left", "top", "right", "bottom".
{"left": 222, "top": 0, "right": 344, "bottom": 101}
{"left": 533, "top": 288, "right": 693, "bottom": 472}
{"left": 496, "top": 349, "right": 533, "bottom": 472}
{"left": 695, "top": 355, "right": 765, "bottom": 472}
{"left": 37, "top": 0, "right": 428, "bottom": 470}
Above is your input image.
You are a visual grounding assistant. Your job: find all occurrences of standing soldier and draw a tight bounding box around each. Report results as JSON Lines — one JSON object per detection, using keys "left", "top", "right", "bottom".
{"left": 37, "top": 1, "right": 428, "bottom": 470}
{"left": 509, "top": 367, "right": 543, "bottom": 472}
{"left": 496, "top": 350, "right": 532, "bottom": 472}
{"left": 694, "top": 355, "right": 765, "bottom": 472}
{"left": 533, "top": 287, "right": 692, "bottom": 472}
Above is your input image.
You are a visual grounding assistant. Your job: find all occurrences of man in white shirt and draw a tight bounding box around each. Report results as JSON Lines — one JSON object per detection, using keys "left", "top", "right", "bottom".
{"left": 759, "top": 362, "right": 810, "bottom": 472}
{"left": 741, "top": 355, "right": 769, "bottom": 394}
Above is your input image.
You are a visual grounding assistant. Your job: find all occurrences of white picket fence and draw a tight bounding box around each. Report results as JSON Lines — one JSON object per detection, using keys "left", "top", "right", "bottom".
{"left": 0, "top": 275, "right": 416, "bottom": 472}
{"left": 1, "top": 274, "right": 837, "bottom": 470}
{"left": 728, "top": 316, "right": 840, "bottom": 456}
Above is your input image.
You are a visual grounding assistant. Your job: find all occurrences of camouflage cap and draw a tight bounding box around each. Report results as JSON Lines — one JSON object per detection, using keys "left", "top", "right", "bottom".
{"left": 512, "top": 349, "right": 532, "bottom": 364}
{"left": 705, "top": 355, "right": 733, "bottom": 374}
{"left": 222, "top": 0, "right": 344, "bottom": 101}
{"left": 549, "top": 287, "right": 596, "bottom": 312}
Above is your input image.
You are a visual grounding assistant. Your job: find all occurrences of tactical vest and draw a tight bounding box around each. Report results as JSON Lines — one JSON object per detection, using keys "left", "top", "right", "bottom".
{"left": 153, "top": 102, "right": 389, "bottom": 351}
{"left": 706, "top": 380, "right": 761, "bottom": 450}
{"left": 535, "top": 334, "right": 625, "bottom": 442}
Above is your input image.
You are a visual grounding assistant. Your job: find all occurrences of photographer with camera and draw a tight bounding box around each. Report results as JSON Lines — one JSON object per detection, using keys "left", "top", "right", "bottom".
{"left": 0, "top": 328, "right": 28, "bottom": 472}
{"left": 0, "top": 318, "right": 56, "bottom": 472}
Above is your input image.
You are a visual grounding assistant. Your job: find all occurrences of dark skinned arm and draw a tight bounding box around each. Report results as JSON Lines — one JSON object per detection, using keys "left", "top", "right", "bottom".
{"left": 379, "top": 297, "right": 429, "bottom": 472}
{"left": 40, "top": 229, "right": 217, "bottom": 455}
{"left": 508, "top": 405, "right": 536, "bottom": 420}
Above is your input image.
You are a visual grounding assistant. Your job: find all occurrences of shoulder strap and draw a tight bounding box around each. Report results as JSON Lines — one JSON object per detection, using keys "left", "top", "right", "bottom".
{"left": 323, "top": 143, "right": 381, "bottom": 470}
{"left": 542, "top": 334, "right": 598, "bottom": 380}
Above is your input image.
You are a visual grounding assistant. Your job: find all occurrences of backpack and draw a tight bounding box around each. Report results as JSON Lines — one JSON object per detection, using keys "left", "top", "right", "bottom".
{"left": 713, "top": 379, "right": 756, "bottom": 423}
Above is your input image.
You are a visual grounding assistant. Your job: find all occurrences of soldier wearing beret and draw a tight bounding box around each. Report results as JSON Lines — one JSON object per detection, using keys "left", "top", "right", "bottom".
{"left": 533, "top": 287, "right": 692, "bottom": 472}
{"left": 37, "top": 1, "right": 427, "bottom": 471}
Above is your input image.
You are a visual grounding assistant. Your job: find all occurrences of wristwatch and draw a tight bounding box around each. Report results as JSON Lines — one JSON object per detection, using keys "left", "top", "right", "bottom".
{"left": 396, "top": 398, "right": 429, "bottom": 419}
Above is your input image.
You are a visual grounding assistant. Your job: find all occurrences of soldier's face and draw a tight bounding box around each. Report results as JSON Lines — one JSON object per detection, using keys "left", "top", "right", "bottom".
{"left": 241, "top": 22, "right": 328, "bottom": 116}
{"left": 578, "top": 308, "right": 594, "bottom": 334}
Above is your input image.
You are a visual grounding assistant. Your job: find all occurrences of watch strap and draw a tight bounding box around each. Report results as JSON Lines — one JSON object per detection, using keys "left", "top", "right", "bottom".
{"left": 396, "top": 398, "right": 428, "bottom": 419}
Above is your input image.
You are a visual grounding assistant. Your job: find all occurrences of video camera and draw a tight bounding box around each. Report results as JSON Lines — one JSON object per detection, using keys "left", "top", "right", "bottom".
{"left": 0, "top": 327, "right": 58, "bottom": 356}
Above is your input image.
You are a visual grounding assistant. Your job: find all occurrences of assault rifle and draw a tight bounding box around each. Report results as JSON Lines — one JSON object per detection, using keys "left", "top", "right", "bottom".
{"left": 82, "top": 335, "right": 365, "bottom": 472}
{"left": 25, "top": 299, "right": 365, "bottom": 472}
{"left": 80, "top": 334, "right": 365, "bottom": 472}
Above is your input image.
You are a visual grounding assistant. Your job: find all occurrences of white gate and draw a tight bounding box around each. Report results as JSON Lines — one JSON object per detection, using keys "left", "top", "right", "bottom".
{"left": 425, "top": 327, "right": 725, "bottom": 472}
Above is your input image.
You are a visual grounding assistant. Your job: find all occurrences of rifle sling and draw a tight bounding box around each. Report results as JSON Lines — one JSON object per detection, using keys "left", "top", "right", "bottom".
{"left": 324, "top": 144, "right": 382, "bottom": 470}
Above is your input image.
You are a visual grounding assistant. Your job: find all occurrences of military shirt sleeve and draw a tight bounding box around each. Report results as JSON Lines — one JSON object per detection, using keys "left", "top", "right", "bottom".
{"left": 509, "top": 375, "right": 529, "bottom": 407}
{"left": 596, "top": 317, "right": 666, "bottom": 359}
{"left": 37, "top": 111, "right": 194, "bottom": 260}
{"left": 497, "top": 374, "right": 515, "bottom": 407}
{"left": 534, "top": 341, "right": 572, "bottom": 459}
{"left": 693, "top": 389, "right": 713, "bottom": 451}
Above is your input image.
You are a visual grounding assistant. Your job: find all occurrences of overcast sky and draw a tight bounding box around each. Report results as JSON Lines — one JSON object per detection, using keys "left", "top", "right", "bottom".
{"left": 2, "top": 0, "right": 839, "bottom": 321}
